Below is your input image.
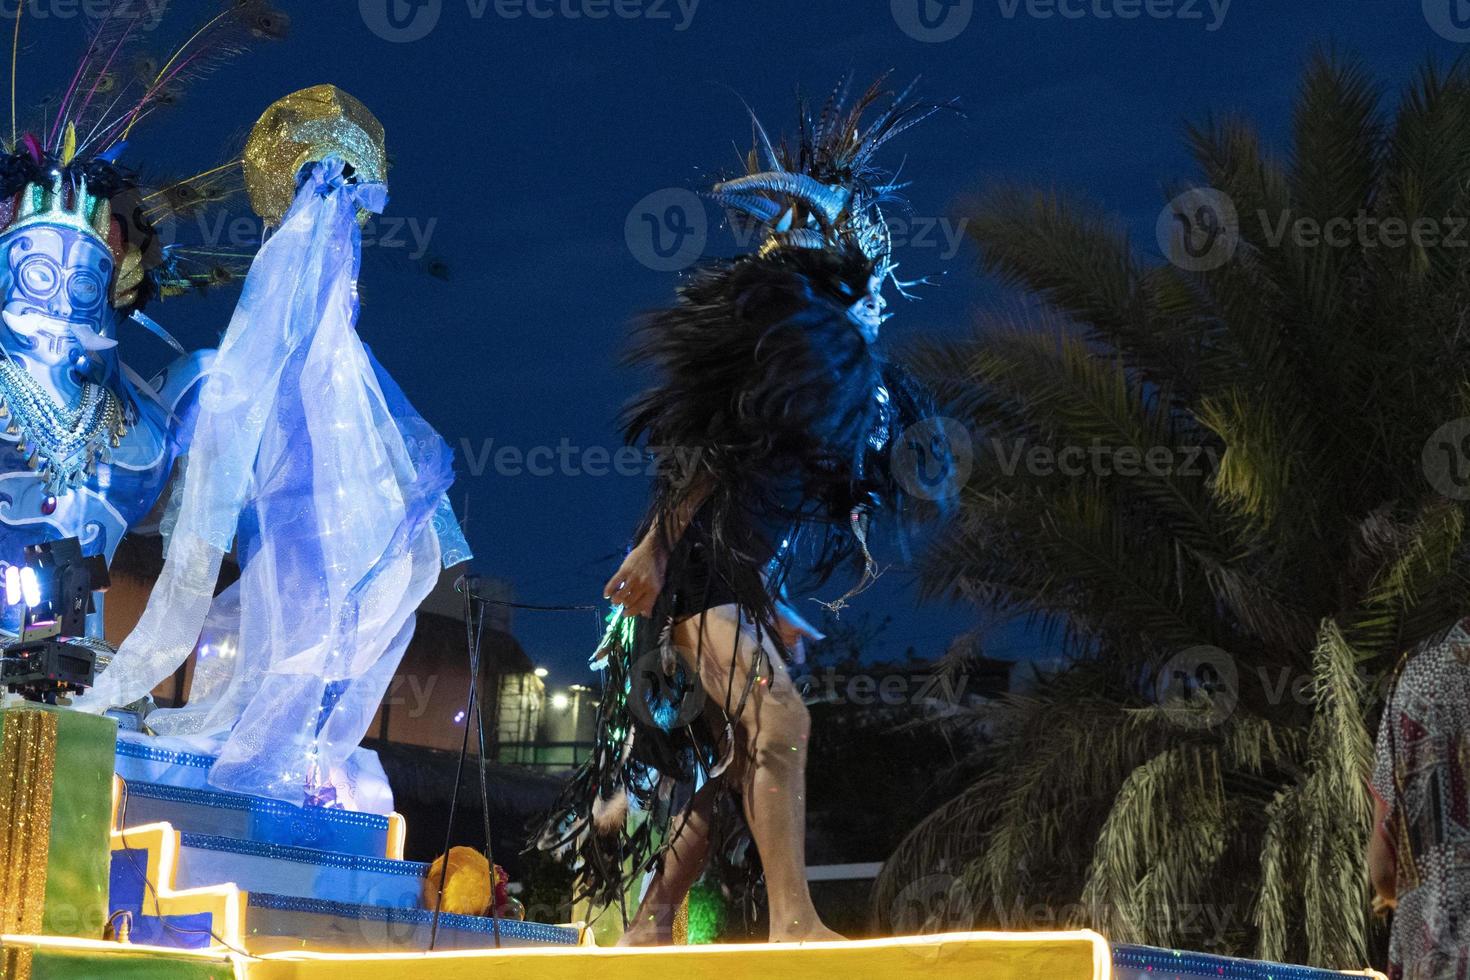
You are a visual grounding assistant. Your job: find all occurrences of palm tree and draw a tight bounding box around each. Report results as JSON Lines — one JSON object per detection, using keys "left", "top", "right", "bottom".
{"left": 873, "top": 53, "right": 1470, "bottom": 967}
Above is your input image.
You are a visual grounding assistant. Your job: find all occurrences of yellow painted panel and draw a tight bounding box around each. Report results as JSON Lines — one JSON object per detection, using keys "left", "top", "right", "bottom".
{"left": 244, "top": 930, "right": 1112, "bottom": 980}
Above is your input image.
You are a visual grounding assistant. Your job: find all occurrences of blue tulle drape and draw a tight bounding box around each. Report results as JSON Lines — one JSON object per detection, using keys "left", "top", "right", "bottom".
{"left": 77, "top": 158, "right": 468, "bottom": 807}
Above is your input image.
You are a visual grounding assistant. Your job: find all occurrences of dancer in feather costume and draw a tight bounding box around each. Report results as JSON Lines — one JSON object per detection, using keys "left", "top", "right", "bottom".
{"left": 538, "top": 74, "right": 955, "bottom": 944}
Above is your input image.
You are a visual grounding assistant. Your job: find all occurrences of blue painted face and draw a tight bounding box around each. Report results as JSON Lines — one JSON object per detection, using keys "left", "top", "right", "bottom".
{"left": 849, "top": 272, "right": 888, "bottom": 344}
{"left": 0, "top": 225, "right": 116, "bottom": 368}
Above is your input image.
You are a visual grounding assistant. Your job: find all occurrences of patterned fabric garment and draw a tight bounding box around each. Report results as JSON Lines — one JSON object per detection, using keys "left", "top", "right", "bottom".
{"left": 1373, "top": 619, "right": 1470, "bottom": 980}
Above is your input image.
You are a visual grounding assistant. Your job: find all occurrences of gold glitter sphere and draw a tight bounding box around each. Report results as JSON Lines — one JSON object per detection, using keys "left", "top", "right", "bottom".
{"left": 244, "top": 85, "right": 387, "bottom": 225}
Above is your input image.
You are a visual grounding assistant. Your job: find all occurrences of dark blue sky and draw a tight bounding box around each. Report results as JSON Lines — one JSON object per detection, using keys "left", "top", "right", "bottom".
{"left": 36, "top": 0, "right": 1465, "bottom": 685}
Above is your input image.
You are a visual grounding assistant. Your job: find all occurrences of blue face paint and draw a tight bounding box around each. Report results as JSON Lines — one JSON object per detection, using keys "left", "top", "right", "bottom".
{"left": 0, "top": 225, "right": 117, "bottom": 367}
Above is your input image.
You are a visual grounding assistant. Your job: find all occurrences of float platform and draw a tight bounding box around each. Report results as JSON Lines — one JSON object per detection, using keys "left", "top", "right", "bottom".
{"left": 0, "top": 705, "right": 1389, "bottom": 979}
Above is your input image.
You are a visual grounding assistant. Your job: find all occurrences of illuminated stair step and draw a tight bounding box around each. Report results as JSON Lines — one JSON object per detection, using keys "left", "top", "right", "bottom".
{"left": 119, "top": 781, "right": 394, "bottom": 859}
{"left": 114, "top": 735, "right": 219, "bottom": 791}
{"left": 174, "top": 833, "right": 429, "bottom": 909}
{"left": 110, "top": 823, "right": 583, "bottom": 956}
{"left": 241, "top": 894, "right": 581, "bottom": 955}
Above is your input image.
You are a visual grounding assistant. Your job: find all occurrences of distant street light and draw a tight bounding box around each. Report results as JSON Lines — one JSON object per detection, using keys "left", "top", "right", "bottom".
{"left": 551, "top": 693, "right": 570, "bottom": 711}
{"left": 534, "top": 667, "right": 549, "bottom": 678}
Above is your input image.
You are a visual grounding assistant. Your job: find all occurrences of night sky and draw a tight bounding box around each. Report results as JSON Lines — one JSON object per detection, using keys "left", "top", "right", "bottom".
{"left": 27, "top": 0, "right": 1465, "bottom": 686}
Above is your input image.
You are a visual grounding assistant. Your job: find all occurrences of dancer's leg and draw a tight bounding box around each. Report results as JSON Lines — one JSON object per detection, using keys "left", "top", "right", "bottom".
{"left": 617, "top": 775, "right": 721, "bottom": 946}
{"left": 674, "top": 606, "right": 842, "bottom": 942}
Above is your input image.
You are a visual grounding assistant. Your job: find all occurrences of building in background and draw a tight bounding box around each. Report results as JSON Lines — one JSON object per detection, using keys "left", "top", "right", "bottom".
{"left": 104, "top": 532, "right": 585, "bottom": 768}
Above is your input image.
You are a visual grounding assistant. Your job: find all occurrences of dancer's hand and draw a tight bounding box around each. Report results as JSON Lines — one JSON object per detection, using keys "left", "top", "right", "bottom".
{"left": 605, "top": 539, "right": 667, "bottom": 618}
{"left": 775, "top": 599, "right": 825, "bottom": 665}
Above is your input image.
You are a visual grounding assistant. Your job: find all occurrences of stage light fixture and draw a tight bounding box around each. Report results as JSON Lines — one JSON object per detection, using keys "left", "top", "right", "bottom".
{"left": 0, "top": 536, "right": 111, "bottom": 703}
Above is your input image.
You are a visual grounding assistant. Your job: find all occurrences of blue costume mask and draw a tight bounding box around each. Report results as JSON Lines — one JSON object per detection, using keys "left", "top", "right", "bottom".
{"left": 1, "top": 225, "right": 116, "bottom": 366}
{"left": 0, "top": 177, "right": 122, "bottom": 382}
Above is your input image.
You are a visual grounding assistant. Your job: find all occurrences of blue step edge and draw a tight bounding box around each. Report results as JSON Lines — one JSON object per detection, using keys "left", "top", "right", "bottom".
{"left": 115, "top": 736, "right": 217, "bottom": 791}
{"left": 178, "top": 832, "right": 427, "bottom": 877}
{"left": 1112, "top": 945, "right": 1368, "bottom": 980}
{"left": 246, "top": 893, "right": 582, "bottom": 946}
{"left": 119, "top": 780, "right": 391, "bottom": 858}
{"left": 175, "top": 833, "right": 427, "bottom": 912}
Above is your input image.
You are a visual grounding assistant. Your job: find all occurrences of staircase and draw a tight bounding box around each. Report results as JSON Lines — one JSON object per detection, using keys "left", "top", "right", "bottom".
{"left": 107, "top": 734, "right": 584, "bottom": 955}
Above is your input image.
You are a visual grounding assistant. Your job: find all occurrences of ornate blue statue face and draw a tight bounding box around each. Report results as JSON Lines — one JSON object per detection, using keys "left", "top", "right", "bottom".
{"left": 0, "top": 225, "right": 115, "bottom": 368}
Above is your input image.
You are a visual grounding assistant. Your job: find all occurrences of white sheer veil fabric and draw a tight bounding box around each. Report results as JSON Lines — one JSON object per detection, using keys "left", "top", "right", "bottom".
{"left": 76, "top": 158, "right": 459, "bottom": 806}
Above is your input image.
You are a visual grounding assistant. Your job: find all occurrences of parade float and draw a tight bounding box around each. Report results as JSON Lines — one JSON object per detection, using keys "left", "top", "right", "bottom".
{"left": 0, "top": 4, "right": 1392, "bottom": 978}
{"left": 0, "top": 714, "right": 1388, "bottom": 980}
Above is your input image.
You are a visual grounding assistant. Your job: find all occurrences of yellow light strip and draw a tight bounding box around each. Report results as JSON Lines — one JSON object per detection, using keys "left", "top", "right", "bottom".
{"left": 111, "top": 821, "right": 245, "bottom": 950}
{"left": 385, "top": 813, "right": 406, "bottom": 862}
{"left": 253, "top": 928, "right": 1113, "bottom": 963}
{"left": 0, "top": 933, "right": 233, "bottom": 959}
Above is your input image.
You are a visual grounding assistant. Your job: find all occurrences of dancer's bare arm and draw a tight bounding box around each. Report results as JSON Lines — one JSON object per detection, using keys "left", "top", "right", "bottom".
{"left": 605, "top": 475, "right": 713, "bottom": 616}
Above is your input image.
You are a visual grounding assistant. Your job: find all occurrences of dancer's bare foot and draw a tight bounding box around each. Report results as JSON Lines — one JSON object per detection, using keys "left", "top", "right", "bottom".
{"left": 769, "top": 918, "right": 846, "bottom": 943}
{"left": 616, "top": 920, "right": 674, "bottom": 946}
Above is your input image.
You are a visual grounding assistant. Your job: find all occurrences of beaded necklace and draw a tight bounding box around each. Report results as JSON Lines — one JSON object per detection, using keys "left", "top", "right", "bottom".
{"left": 0, "top": 359, "right": 126, "bottom": 505}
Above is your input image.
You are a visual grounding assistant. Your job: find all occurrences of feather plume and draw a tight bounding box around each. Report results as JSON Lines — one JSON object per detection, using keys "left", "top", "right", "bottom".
{"left": 50, "top": 0, "right": 151, "bottom": 151}
{"left": 141, "top": 159, "right": 244, "bottom": 221}
{"left": 591, "top": 787, "right": 629, "bottom": 835}
{"left": 83, "top": 1, "right": 288, "bottom": 151}
{"left": 8, "top": 0, "right": 21, "bottom": 148}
